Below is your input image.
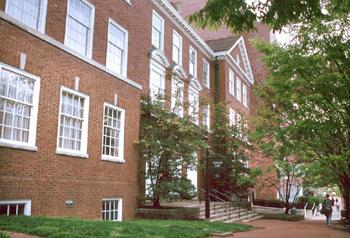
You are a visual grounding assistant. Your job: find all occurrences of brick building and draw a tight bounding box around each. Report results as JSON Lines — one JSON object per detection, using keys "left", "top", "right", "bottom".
{"left": 0, "top": 0, "right": 276, "bottom": 220}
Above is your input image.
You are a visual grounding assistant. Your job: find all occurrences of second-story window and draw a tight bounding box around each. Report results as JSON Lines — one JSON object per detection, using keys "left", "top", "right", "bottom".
{"left": 6, "top": 0, "right": 48, "bottom": 33}
{"left": 202, "top": 104, "right": 210, "bottom": 131}
{"left": 202, "top": 60, "right": 210, "bottom": 89}
{"left": 171, "top": 78, "right": 184, "bottom": 117}
{"left": 149, "top": 63, "right": 165, "bottom": 100}
{"left": 65, "top": 0, "right": 95, "bottom": 58}
{"left": 229, "top": 69, "right": 234, "bottom": 96}
{"left": 106, "top": 19, "right": 128, "bottom": 77}
{"left": 172, "top": 30, "right": 182, "bottom": 65}
{"left": 189, "top": 46, "right": 197, "bottom": 78}
{"left": 188, "top": 86, "right": 199, "bottom": 125}
{"left": 236, "top": 77, "right": 242, "bottom": 102}
{"left": 152, "top": 11, "right": 164, "bottom": 50}
{"left": 242, "top": 84, "right": 248, "bottom": 107}
{"left": 229, "top": 108, "right": 236, "bottom": 126}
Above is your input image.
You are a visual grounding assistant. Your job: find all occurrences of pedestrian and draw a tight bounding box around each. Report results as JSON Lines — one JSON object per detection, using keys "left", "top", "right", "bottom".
{"left": 335, "top": 198, "right": 340, "bottom": 212}
{"left": 321, "top": 194, "right": 333, "bottom": 227}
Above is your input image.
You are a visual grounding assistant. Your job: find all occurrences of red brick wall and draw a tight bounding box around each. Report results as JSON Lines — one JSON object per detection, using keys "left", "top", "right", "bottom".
{"left": 0, "top": 0, "right": 150, "bottom": 220}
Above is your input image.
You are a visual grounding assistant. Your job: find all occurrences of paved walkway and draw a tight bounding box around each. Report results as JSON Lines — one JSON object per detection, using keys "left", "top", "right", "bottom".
{"left": 234, "top": 219, "right": 349, "bottom": 238}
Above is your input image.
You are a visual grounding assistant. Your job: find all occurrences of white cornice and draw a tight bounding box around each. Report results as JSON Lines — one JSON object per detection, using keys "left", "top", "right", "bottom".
{"left": 153, "top": 0, "right": 215, "bottom": 59}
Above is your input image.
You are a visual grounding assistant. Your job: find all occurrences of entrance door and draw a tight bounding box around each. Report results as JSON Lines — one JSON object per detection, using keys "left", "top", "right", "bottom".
{"left": 187, "top": 152, "right": 198, "bottom": 190}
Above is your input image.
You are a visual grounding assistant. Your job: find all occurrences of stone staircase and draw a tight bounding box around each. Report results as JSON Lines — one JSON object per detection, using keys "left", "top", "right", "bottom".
{"left": 198, "top": 202, "right": 263, "bottom": 223}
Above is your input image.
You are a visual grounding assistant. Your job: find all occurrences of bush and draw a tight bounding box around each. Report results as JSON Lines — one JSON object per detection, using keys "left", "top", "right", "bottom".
{"left": 0, "top": 231, "right": 10, "bottom": 238}
{"left": 263, "top": 213, "right": 304, "bottom": 221}
{"left": 298, "top": 195, "right": 323, "bottom": 209}
{"left": 253, "top": 199, "right": 305, "bottom": 209}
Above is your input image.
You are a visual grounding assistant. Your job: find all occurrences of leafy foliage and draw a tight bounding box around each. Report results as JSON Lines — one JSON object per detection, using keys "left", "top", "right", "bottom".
{"left": 189, "top": 0, "right": 350, "bottom": 32}
{"left": 138, "top": 95, "right": 208, "bottom": 207}
{"left": 253, "top": 15, "right": 350, "bottom": 218}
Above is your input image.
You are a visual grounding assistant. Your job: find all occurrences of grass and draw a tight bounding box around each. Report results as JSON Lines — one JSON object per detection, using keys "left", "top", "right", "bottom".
{"left": 0, "top": 216, "right": 251, "bottom": 238}
{"left": 263, "top": 213, "right": 304, "bottom": 221}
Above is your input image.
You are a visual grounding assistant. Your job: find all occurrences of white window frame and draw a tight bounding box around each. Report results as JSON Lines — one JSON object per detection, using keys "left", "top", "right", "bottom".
{"left": 5, "top": 0, "right": 48, "bottom": 33}
{"left": 202, "top": 59, "right": 210, "bottom": 89}
{"left": 202, "top": 104, "right": 210, "bottom": 131}
{"left": 151, "top": 10, "right": 164, "bottom": 51}
{"left": 242, "top": 83, "right": 248, "bottom": 107}
{"left": 149, "top": 60, "right": 166, "bottom": 100}
{"left": 236, "top": 113, "right": 242, "bottom": 137}
{"left": 102, "top": 198, "right": 122, "bottom": 221}
{"left": 171, "top": 77, "right": 184, "bottom": 117}
{"left": 0, "top": 62, "right": 40, "bottom": 151}
{"left": 229, "top": 108, "right": 236, "bottom": 126}
{"left": 172, "top": 30, "right": 182, "bottom": 66}
{"left": 229, "top": 69, "right": 235, "bottom": 96}
{"left": 188, "top": 86, "right": 199, "bottom": 125}
{"left": 189, "top": 46, "right": 197, "bottom": 78}
{"left": 0, "top": 199, "right": 31, "bottom": 216}
{"left": 56, "top": 86, "right": 90, "bottom": 158}
{"left": 64, "top": 0, "right": 95, "bottom": 58}
{"left": 236, "top": 77, "right": 242, "bottom": 102}
{"left": 106, "top": 18, "right": 129, "bottom": 78}
{"left": 101, "top": 102, "right": 125, "bottom": 163}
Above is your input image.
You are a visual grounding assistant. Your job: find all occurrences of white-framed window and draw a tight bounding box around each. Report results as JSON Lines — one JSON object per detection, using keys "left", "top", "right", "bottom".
{"left": 56, "top": 86, "right": 89, "bottom": 158}
{"left": 106, "top": 19, "right": 128, "bottom": 77}
{"left": 202, "top": 59, "right": 210, "bottom": 89}
{"left": 152, "top": 10, "right": 164, "bottom": 50}
{"left": 5, "top": 0, "right": 48, "bottom": 33}
{"left": 0, "top": 62, "right": 40, "bottom": 151}
{"left": 236, "top": 113, "right": 242, "bottom": 136}
{"left": 0, "top": 199, "right": 31, "bottom": 216}
{"left": 171, "top": 78, "right": 184, "bottom": 117}
{"left": 172, "top": 30, "right": 182, "bottom": 65}
{"left": 102, "top": 198, "right": 122, "bottom": 221}
{"left": 149, "top": 61, "right": 165, "bottom": 100}
{"left": 188, "top": 86, "right": 199, "bottom": 125}
{"left": 189, "top": 46, "right": 197, "bottom": 78}
{"left": 242, "top": 84, "right": 248, "bottom": 107}
{"left": 64, "top": 0, "right": 95, "bottom": 58}
{"left": 236, "top": 77, "right": 242, "bottom": 102}
{"left": 202, "top": 104, "right": 210, "bottom": 131}
{"left": 229, "top": 108, "right": 236, "bottom": 126}
{"left": 102, "top": 103, "right": 125, "bottom": 163}
{"left": 229, "top": 69, "right": 234, "bottom": 96}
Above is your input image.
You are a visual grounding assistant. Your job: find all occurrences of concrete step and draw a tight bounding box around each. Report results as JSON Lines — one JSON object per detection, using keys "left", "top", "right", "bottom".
{"left": 224, "top": 213, "right": 263, "bottom": 223}
{"left": 199, "top": 208, "right": 249, "bottom": 220}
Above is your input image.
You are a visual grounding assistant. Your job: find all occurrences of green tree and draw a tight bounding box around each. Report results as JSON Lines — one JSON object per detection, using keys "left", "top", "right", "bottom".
{"left": 253, "top": 15, "right": 350, "bottom": 218}
{"left": 138, "top": 95, "right": 208, "bottom": 208}
{"left": 209, "top": 103, "right": 261, "bottom": 194}
{"left": 189, "top": 0, "right": 350, "bottom": 32}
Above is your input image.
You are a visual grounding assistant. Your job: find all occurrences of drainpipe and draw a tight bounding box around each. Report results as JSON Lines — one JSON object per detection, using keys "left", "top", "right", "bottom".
{"left": 214, "top": 57, "right": 219, "bottom": 104}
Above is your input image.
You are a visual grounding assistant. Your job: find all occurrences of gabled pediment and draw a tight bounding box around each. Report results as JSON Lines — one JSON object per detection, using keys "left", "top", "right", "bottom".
{"left": 189, "top": 76, "right": 202, "bottom": 91}
{"left": 148, "top": 47, "right": 170, "bottom": 67}
{"left": 170, "top": 63, "right": 187, "bottom": 79}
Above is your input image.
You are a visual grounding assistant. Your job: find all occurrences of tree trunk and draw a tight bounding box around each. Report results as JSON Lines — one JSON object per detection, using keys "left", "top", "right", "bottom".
{"left": 343, "top": 185, "right": 350, "bottom": 220}
{"left": 153, "top": 196, "right": 161, "bottom": 208}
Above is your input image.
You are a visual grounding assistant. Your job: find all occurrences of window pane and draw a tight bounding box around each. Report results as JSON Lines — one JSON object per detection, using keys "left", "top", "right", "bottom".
{"left": 107, "top": 22, "right": 126, "bottom": 75}
{"left": 7, "top": 0, "right": 42, "bottom": 30}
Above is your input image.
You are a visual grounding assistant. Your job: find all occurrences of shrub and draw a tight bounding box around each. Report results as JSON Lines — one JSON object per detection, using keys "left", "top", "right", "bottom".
{"left": 263, "top": 213, "right": 304, "bottom": 221}
{"left": 253, "top": 199, "right": 305, "bottom": 209}
{"left": 0, "top": 231, "right": 10, "bottom": 238}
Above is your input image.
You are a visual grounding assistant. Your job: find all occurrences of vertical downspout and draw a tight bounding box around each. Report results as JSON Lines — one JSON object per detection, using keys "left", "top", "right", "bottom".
{"left": 214, "top": 57, "right": 219, "bottom": 103}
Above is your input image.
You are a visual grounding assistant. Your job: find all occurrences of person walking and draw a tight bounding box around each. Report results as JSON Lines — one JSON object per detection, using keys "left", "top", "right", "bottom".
{"left": 322, "top": 194, "right": 333, "bottom": 227}
{"left": 335, "top": 198, "right": 340, "bottom": 212}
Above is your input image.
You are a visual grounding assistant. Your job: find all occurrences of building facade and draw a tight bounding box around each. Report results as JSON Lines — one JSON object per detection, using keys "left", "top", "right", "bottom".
{"left": 0, "top": 0, "right": 276, "bottom": 220}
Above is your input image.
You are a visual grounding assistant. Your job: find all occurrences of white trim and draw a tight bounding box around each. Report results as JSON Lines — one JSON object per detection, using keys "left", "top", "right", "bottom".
{"left": 152, "top": 0, "right": 215, "bottom": 58}
{"left": 236, "top": 77, "right": 242, "bottom": 102}
{"left": 172, "top": 30, "right": 183, "bottom": 66}
{"left": 220, "top": 53, "right": 251, "bottom": 86}
{"left": 0, "top": 11, "right": 142, "bottom": 90}
{"left": 152, "top": 10, "right": 165, "bottom": 51}
{"left": 0, "top": 199, "right": 32, "bottom": 216}
{"left": 202, "top": 59, "right": 210, "bottom": 89}
{"left": 229, "top": 68, "right": 235, "bottom": 96}
{"left": 149, "top": 48, "right": 170, "bottom": 68}
{"left": 229, "top": 108, "right": 236, "bottom": 126}
{"left": 64, "top": 0, "right": 95, "bottom": 59}
{"left": 0, "top": 62, "right": 40, "bottom": 151}
{"left": 102, "top": 198, "right": 123, "bottom": 221}
{"left": 5, "top": 0, "right": 48, "bottom": 33}
{"left": 101, "top": 102, "right": 125, "bottom": 163}
{"left": 188, "top": 85, "right": 199, "bottom": 125}
{"left": 106, "top": 18, "right": 129, "bottom": 78}
{"left": 149, "top": 59, "right": 166, "bottom": 100}
{"left": 171, "top": 64, "right": 187, "bottom": 79}
{"left": 171, "top": 76, "right": 184, "bottom": 117}
{"left": 56, "top": 86, "right": 90, "bottom": 158}
{"left": 242, "top": 83, "right": 248, "bottom": 108}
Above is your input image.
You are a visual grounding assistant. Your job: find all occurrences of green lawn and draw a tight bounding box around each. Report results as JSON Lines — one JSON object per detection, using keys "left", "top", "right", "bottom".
{"left": 0, "top": 216, "right": 251, "bottom": 238}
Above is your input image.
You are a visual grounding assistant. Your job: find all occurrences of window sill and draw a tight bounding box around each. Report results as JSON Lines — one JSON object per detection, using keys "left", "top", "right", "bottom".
{"left": 56, "top": 149, "right": 88, "bottom": 159}
{"left": 102, "top": 156, "right": 125, "bottom": 163}
{"left": 0, "top": 141, "right": 38, "bottom": 151}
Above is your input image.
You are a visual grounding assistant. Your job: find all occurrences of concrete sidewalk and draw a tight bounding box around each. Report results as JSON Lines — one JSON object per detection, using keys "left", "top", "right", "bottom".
{"left": 234, "top": 219, "right": 349, "bottom": 238}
